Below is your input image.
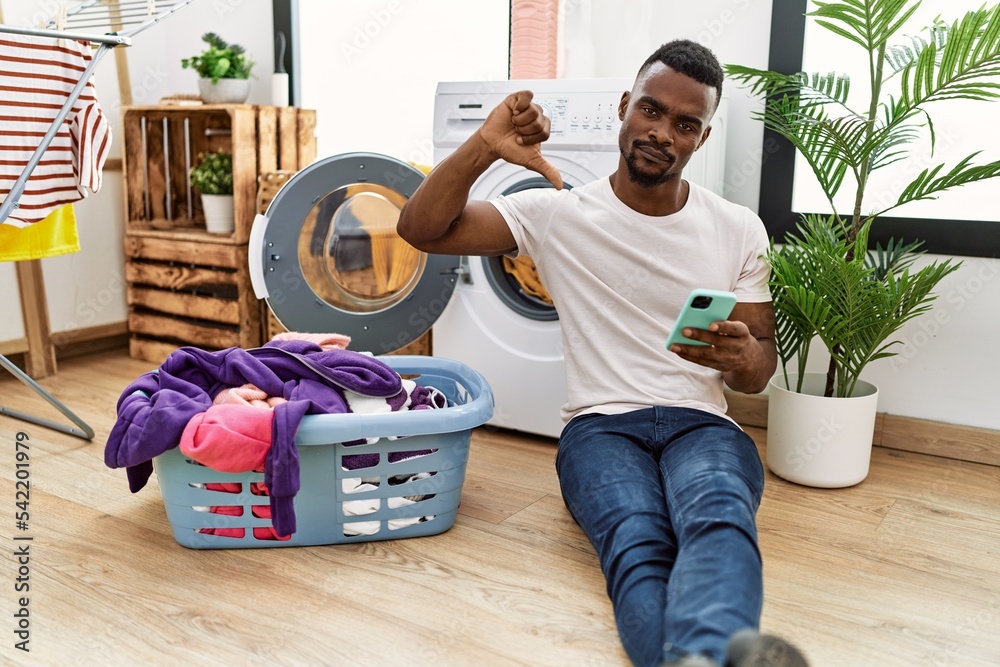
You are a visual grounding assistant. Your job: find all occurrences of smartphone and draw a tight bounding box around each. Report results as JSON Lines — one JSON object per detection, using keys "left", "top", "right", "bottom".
{"left": 665, "top": 289, "right": 738, "bottom": 349}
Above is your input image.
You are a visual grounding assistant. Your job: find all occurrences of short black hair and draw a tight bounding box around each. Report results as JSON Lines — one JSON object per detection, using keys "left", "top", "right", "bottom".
{"left": 638, "top": 39, "right": 723, "bottom": 105}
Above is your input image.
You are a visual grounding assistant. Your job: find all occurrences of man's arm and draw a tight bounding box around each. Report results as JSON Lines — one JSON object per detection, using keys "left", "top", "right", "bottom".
{"left": 668, "top": 301, "right": 777, "bottom": 394}
{"left": 396, "top": 91, "right": 562, "bottom": 256}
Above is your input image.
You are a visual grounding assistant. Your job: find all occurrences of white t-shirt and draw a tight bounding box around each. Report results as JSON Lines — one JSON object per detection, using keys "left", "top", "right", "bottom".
{"left": 491, "top": 176, "right": 772, "bottom": 424}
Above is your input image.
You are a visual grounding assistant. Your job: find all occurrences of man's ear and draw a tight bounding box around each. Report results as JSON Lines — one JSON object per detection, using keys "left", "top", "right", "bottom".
{"left": 695, "top": 124, "right": 713, "bottom": 151}
{"left": 618, "top": 92, "right": 629, "bottom": 120}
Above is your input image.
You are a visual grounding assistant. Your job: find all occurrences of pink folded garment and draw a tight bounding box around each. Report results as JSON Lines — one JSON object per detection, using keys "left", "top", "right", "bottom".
{"left": 270, "top": 331, "right": 352, "bottom": 350}
{"left": 213, "top": 383, "right": 286, "bottom": 408}
{"left": 179, "top": 404, "right": 274, "bottom": 473}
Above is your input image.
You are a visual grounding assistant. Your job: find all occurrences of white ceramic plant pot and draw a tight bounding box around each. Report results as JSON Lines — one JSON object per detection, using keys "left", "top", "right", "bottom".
{"left": 765, "top": 372, "right": 879, "bottom": 488}
{"left": 198, "top": 78, "right": 250, "bottom": 104}
{"left": 201, "top": 194, "right": 234, "bottom": 234}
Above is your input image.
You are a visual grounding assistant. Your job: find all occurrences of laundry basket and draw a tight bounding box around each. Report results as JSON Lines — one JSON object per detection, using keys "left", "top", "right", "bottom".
{"left": 152, "top": 355, "right": 493, "bottom": 549}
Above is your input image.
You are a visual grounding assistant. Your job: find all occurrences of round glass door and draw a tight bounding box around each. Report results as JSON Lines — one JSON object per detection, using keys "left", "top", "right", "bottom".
{"left": 250, "top": 153, "right": 459, "bottom": 353}
{"left": 298, "top": 184, "right": 425, "bottom": 313}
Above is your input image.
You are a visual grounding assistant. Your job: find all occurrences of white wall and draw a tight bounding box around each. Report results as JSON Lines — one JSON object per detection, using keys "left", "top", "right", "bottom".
{"left": 295, "top": 0, "right": 511, "bottom": 164}
{"left": 3, "top": 0, "right": 997, "bottom": 432}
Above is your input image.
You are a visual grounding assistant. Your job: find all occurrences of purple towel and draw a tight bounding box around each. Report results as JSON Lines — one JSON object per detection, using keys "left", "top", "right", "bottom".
{"left": 105, "top": 341, "right": 405, "bottom": 536}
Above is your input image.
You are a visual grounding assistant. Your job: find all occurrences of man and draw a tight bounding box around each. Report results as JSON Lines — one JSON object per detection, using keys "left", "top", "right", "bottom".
{"left": 397, "top": 40, "right": 808, "bottom": 667}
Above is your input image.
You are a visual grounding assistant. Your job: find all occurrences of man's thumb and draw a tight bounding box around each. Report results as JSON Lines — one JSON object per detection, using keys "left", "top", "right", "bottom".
{"left": 527, "top": 156, "right": 564, "bottom": 190}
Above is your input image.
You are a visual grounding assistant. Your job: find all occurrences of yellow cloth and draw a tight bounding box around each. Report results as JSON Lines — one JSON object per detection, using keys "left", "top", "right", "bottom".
{"left": 0, "top": 205, "right": 79, "bottom": 261}
{"left": 503, "top": 255, "right": 554, "bottom": 305}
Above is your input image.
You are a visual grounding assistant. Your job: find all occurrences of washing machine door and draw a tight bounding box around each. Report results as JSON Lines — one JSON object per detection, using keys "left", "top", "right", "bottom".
{"left": 248, "top": 152, "right": 460, "bottom": 354}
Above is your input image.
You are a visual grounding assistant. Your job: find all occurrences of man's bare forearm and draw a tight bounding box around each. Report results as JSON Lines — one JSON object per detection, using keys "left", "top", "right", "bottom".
{"left": 397, "top": 132, "right": 498, "bottom": 246}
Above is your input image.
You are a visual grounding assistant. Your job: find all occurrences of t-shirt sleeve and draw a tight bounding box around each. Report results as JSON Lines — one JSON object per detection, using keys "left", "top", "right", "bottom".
{"left": 734, "top": 211, "right": 773, "bottom": 303}
{"left": 490, "top": 188, "right": 562, "bottom": 260}
{"left": 490, "top": 196, "right": 527, "bottom": 259}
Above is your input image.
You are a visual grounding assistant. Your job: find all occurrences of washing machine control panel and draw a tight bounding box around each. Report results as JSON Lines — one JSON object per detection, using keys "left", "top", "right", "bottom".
{"left": 535, "top": 92, "right": 622, "bottom": 143}
{"left": 434, "top": 80, "right": 631, "bottom": 156}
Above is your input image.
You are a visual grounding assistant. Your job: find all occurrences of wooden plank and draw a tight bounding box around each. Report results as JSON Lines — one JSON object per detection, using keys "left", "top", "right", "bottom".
{"left": 124, "top": 235, "right": 240, "bottom": 268}
{"left": 881, "top": 414, "right": 1000, "bottom": 467}
{"left": 166, "top": 113, "right": 193, "bottom": 224}
{"left": 129, "top": 338, "right": 179, "bottom": 364}
{"left": 203, "top": 109, "right": 234, "bottom": 154}
{"left": 187, "top": 110, "right": 211, "bottom": 231}
{"left": 262, "top": 305, "right": 284, "bottom": 342}
{"left": 297, "top": 109, "right": 317, "bottom": 167}
{"left": 123, "top": 225, "right": 243, "bottom": 245}
{"left": 127, "top": 312, "right": 240, "bottom": 349}
{"left": 50, "top": 322, "right": 129, "bottom": 349}
{"left": 278, "top": 106, "right": 299, "bottom": 170}
{"left": 122, "top": 111, "right": 147, "bottom": 222}
{"left": 0, "top": 337, "right": 29, "bottom": 356}
{"left": 127, "top": 286, "right": 240, "bottom": 325}
{"left": 256, "top": 106, "right": 278, "bottom": 174}
{"left": 231, "top": 247, "right": 261, "bottom": 347}
{"left": 144, "top": 111, "right": 168, "bottom": 222}
{"left": 231, "top": 106, "right": 258, "bottom": 243}
{"left": 724, "top": 390, "right": 768, "bottom": 428}
{"left": 52, "top": 334, "right": 129, "bottom": 362}
{"left": 103, "top": 0, "right": 133, "bottom": 106}
{"left": 124, "top": 262, "right": 235, "bottom": 291}
{"left": 393, "top": 330, "right": 431, "bottom": 356}
{"left": 15, "top": 260, "right": 56, "bottom": 378}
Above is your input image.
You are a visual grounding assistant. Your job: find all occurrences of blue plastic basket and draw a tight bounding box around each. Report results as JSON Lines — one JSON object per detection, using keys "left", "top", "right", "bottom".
{"left": 152, "top": 355, "right": 493, "bottom": 549}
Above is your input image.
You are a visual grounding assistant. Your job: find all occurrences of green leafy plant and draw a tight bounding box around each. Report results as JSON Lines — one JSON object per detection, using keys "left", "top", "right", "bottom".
{"left": 189, "top": 151, "right": 233, "bottom": 196}
{"left": 181, "top": 32, "right": 254, "bottom": 83}
{"left": 725, "top": 1, "right": 1000, "bottom": 398}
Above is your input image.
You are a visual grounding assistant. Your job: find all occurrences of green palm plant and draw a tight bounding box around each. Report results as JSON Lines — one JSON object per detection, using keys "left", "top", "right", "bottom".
{"left": 725, "top": 0, "right": 1000, "bottom": 398}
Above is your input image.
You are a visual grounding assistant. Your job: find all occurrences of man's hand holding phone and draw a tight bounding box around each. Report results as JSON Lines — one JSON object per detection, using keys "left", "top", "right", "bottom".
{"left": 666, "top": 289, "right": 738, "bottom": 350}
{"left": 666, "top": 289, "right": 757, "bottom": 373}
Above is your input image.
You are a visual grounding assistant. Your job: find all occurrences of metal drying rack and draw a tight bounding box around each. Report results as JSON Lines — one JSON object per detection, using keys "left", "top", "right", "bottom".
{"left": 0, "top": 0, "right": 200, "bottom": 440}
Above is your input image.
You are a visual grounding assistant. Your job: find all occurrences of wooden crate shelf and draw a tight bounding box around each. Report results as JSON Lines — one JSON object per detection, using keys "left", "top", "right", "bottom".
{"left": 121, "top": 104, "right": 316, "bottom": 244}
{"left": 124, "top": 235, "right": 260, "bottom": 364}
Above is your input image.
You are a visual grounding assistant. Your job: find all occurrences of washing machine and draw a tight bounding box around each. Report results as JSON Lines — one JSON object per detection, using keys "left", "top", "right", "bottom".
{"left": 430, "top": 79, "right": 729, "bottom": 439}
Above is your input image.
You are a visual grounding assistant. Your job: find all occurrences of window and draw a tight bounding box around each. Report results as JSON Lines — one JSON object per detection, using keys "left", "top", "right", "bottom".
{"left": 760, "top": 0, "right": 1000, "bottom": 257}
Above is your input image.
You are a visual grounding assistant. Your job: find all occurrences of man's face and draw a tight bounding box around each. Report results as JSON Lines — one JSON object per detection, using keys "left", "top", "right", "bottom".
{"left": 618, "top": 64, "right": 717, "bottom": 188}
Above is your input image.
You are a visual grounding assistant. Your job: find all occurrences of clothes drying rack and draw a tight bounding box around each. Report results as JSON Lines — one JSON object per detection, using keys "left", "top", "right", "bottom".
{"left": 0, "top": 0, "right": 200, "bottom": 440}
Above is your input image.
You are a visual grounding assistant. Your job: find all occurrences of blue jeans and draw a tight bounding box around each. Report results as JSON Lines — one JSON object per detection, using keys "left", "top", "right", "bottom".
{"left": 555, "top": 407, "right": 766, "bottom": 666}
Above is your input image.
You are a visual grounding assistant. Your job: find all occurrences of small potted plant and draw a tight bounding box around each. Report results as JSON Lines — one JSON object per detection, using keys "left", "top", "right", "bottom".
{"left": 182, "top": 32, "right": 255, "bottom": 104}
{"left": 190, "top": 151, "right": 234, "bottom": 234}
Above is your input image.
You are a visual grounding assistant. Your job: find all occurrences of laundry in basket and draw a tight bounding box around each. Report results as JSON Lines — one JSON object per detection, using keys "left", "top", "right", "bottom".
{"left": 105, "top": 340, "right": 493, "bottom": 549}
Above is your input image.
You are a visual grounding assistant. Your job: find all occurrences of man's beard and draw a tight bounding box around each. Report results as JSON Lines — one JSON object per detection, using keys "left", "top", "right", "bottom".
{"left": 622, "top": 141, "right": 678, "bottom": 188}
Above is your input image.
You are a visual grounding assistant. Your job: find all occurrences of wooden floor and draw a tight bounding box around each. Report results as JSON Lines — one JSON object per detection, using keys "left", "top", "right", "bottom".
{"left": 1, "top": 348, "right": 998, "bottom": 667}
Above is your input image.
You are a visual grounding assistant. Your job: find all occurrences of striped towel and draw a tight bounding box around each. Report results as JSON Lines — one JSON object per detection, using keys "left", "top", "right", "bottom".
{"left": 0, "top": 34, "right": 110, "bottom": 227}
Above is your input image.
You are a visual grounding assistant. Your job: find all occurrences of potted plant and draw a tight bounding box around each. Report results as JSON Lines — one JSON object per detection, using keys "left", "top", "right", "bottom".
{"left": 190, "top": 151, "right": 234, "bottom": 234}
{"left": 182, "top": 32, "right": 255, "bottom": 104}
{"left": 725, "top": 1, "right": 1000, "bottom": 487}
